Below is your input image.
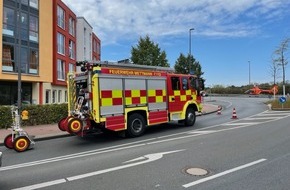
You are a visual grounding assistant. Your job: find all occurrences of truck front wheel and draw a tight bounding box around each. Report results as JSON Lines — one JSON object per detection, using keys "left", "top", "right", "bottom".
{"left": 184, "top": 108, "right": 196, "bottom": 126}
{"left": 126, "top": 113, "right": 146, "bottom": 137}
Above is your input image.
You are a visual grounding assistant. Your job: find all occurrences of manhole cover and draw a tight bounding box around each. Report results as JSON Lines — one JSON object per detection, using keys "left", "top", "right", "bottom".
{"left": 185, "top": 167, "right": 208, "bottom": 176}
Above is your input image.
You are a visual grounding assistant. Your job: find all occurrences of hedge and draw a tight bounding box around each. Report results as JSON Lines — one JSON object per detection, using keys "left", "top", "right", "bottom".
{"left": 0, "top": 103, "right": 68, "bottom": 129}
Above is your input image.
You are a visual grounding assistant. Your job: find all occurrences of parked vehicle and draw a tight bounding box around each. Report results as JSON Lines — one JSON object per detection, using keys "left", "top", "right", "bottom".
{"left": 58, "top": 61, "right": 204, "bottom": 137}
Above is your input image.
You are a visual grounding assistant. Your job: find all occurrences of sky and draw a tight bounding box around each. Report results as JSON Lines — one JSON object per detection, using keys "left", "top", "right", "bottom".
{"left": 62, "top": 0, "right": 290, "bottom": 87}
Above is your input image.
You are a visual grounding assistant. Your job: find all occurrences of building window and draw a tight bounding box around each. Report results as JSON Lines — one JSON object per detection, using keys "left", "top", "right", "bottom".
{"left": 69, "top": 40, "right": 75, "bottom": 59}
{"left": 89, "top": 33, "right": 92, "bottom": 58}
{"left": 2, "top": 44, "right": 15, "bottom": 72}
{"left": 20, "top": 47, "right": 29, "bottom": 73}
{"left": 30, "top": 0, "right": 39, "bottom": 9}
{"left": 57, "top": 33, "right": 65, "bottom": 55}
{"left": 29, "top": 49, "right": 38, "bottom": 74}
{"left": 3, "top": 7, "right": 15, "bottom": 36}
{"left": 45, "top": 90, "right": 51, "bottom": 104}
{"left": 69, "top": 17, "right": 75, "bottom": 36}
{"left": 57, "top": 6, "right": 65, "bottom": 29}
{"left": 29, "top": 15, "right": 38, "bottom": 42}
{"left": 20, "top": 12, "right": 29, "bottom": 41}
{"left": 21, "top": 0, "right": 29, "bottom": 5}
{"left": 52, "top": 90, "right": 57, "bottom": 103}
{"left": 69, "top": 63, "right": 74, "bottom": 72}
{"left": 64, "top": 90, "right": 68, "bottom": 102}
{"left": 58, "top": 90, "right": 62, "bottom": 103}
{"left": 93, "top": 39, "right": 96, "bottom": 53}
{"left": 57, "top": 59, "right": 65, "bottom": 80}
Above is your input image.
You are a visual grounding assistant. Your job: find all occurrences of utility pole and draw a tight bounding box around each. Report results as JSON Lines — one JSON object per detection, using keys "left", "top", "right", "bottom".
{"left": 248, "top": 61, "right": 251, "bottom": 85}
{"left": 189, "top": 28, "right": 194, "bottom": 57}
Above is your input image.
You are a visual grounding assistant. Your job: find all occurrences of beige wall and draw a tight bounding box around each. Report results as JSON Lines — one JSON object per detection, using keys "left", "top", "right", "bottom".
{"left": 38, "top": 0, "right": 53, "bottom": 83}
{"left": 0, "top": 0, "right": 53, "bottom": 83}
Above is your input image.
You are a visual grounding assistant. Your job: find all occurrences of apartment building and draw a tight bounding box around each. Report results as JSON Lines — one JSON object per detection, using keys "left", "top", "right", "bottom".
{"left": 1, "top": 0, "right": 53, "bottom": 105}
{"left": 47, "top": 0, "right": 77, "bottom": 104}
{"left": 76, "top": 17, "right": 101, "bottom": 72}
{"left": 0, "top": 0, "right": 101, "bottom": 105}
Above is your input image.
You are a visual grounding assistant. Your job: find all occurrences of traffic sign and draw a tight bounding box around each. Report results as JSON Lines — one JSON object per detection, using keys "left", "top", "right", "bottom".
{"left": 279, "top": 96, "right": 287, "bottom": 103}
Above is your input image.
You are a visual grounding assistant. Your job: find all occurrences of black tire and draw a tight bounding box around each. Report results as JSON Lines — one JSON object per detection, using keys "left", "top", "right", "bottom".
{"left": 184, "top": 108, "right": 196, "bottom": 126}
{"left": 126, "top": 113, "right": 146, "bottom": 137}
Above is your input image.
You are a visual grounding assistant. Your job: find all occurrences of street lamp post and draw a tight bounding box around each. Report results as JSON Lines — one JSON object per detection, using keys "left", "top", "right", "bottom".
{"left": 248, "top": 61, "right": 251, "bottom": 85}
{"left": 17, "top": 5, "right": 22, "bottom": 110}
{"left": 189, "top": 28, "right": 194, "bottom": 57}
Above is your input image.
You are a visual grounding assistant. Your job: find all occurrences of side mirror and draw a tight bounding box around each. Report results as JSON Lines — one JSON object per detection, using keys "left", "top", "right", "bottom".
{"left": 198, "top": 78, "right": 205, "bottom": 90}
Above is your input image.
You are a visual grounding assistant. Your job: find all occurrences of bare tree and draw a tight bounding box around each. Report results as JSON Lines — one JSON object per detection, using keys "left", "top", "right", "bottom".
{"left": 270, "top": 53, "right": 281, "bottom": 85}
{"left": 273, "top": 37, "right": 290, "bottom": 97}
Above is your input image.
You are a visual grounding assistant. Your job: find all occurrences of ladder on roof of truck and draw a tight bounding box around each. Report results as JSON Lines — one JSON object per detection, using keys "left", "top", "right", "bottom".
{"left": 76, "top": 60, "right": 175, "bottom": 72}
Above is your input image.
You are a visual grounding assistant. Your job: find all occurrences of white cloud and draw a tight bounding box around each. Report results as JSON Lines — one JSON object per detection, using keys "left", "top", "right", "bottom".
{"left": 62, "top": 0, "right": 290, "bottom": 45}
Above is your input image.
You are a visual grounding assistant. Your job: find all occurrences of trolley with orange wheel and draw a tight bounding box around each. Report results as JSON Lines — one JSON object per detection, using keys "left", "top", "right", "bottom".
{"left": 3, "top": 106, "right": 35, "bottom": 152}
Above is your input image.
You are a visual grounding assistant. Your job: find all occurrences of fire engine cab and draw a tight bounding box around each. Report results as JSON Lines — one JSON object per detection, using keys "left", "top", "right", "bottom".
{"left": 58, "top": 61, "right": 204, "bottom": 137}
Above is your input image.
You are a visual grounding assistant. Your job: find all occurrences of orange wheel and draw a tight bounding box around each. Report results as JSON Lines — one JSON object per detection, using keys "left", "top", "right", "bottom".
{"left": 68, "top": 118, "right": 83, "bottom": 134}
{"left": 4, "top": 134, "right": 14, "bottom": 149}
{"left": 13, "top": 136, "right": 30, "bottom": 152}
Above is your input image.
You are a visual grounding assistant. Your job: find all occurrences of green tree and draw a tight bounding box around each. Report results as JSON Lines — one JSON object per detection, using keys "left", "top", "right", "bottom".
{"left": 174, "top": 53, "right": 204, "bottom": 77}
{"left": 131, "top": 35, "right": 169, "bottom": 67}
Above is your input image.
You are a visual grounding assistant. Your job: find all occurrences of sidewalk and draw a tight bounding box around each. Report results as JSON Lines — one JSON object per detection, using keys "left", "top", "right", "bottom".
{"left": 0, "top": 103, "right": 218, "bottom": 145}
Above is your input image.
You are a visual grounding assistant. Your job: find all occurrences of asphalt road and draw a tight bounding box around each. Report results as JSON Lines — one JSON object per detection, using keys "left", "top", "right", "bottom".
{"left": 1, "top": 97, "right": 290, "bottom": 190}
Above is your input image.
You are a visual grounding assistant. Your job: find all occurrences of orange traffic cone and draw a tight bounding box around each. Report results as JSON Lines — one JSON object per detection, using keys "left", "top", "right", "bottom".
{"left": 231, "top": 108, "right": 238, "bottom": 119}
{"left": 217, "top": 106, "right": 222, "bottom": 115}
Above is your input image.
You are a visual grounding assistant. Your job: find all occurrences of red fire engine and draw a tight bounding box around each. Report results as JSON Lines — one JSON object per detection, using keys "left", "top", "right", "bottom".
{"left": 58, "top": 61, "right": 204, "bottom": 137}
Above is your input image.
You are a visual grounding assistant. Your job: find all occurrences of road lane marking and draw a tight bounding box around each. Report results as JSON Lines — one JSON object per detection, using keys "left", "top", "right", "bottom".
{"left": 223, "top": 123, "right": 257, "bottom": 126}
{"left": 12, "top": 150, "right": 184, "bottom": 190}
{"left": 0, "top": 143, "right": 146, "bottom": 171}
{"left": 182, "top": 158, "right": 267, "bottom": 188}
{"left": 187, "top": 130, "right": 216, "bottom": 134}
{"left": 12, "top": 179, "right": 66, "bottom": 190}
{"left": 2, "top": 109, "right": 290, "bottom": 172}
{"left": 68, "top": 149, "right": 184, "bottom": 181}
{"left": 244, "top": 117, "right": 283, "bottom": 120}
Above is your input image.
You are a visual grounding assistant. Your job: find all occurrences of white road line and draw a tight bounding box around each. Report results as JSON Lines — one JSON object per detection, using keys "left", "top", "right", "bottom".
{"left": 224, "top": 123, "right": 257, "bottom": 126}
{"left": 244, "top": 117, "right": 283, "bottom": 120}
{"left": 265, "top": 111, "right": 290, "bottom": 113}
{"left": 261, "top": 113, "right": 290, "bottom": 116}
{"left": 183, "top": 158, "right": 267, "bottom": 188}
{"left": 13, "top": 150, "right": 183, "bottom": 190}
{"left": 0, "top": 143, "right": 146, "bottom": 171}
{"left": 2, "top": 109, "right": 288, "bottom": 172}
{"left": 187, "top": 130, "right": 216, "bottom": 134}
{"left": 12, "top": 179, "right": 66, "bottom": 190}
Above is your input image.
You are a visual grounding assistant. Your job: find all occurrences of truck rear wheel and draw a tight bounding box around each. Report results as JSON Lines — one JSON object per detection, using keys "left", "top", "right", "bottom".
{"left": 184, "top": 108, "right": 196, "bottom": 126}
{"left": 126, "top": 113, "right": 146, "bottom": 137}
